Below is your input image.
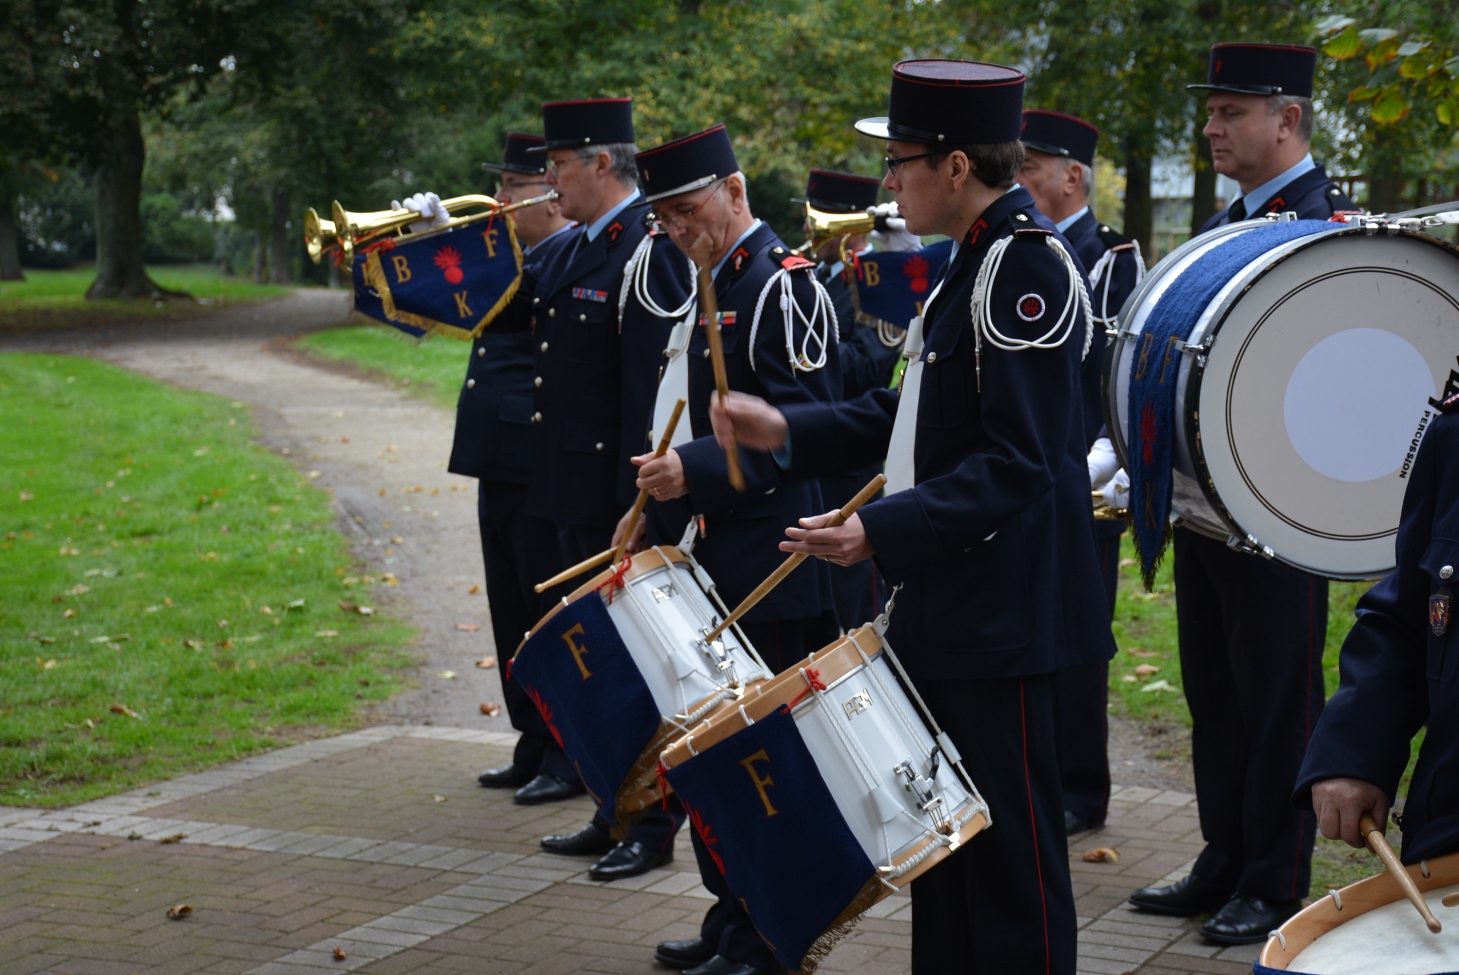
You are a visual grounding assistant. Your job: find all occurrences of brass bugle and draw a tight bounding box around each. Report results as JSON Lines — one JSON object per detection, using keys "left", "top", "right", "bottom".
{"left": 1093, "top": 488, "right": 1128, "bottom": 521}
{"left": 306, "top": 190, "right": 558, "bottom": 265}
{"left": 794, "top": 202, "right": 907, "bottom": 256}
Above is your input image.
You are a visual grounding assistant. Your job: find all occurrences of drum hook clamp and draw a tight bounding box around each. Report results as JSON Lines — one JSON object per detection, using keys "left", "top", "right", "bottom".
{"left": 1227, "top": 532, "right": 1276, "bottom": 560}
{"left": 894, "top": 748, "right": 954, "bottom": 839}
{"left": 694, "top": 625, "right": 740, "bottom": 684}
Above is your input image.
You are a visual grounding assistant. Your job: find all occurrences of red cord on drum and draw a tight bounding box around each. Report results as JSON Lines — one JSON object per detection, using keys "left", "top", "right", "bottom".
{"left": 787, "top": 668, "right": 828, "bottom": 709}
{"left": 657, "top": 762, "right": 671, "bottom": 810}
{"left": 597, "top": 556, "right": 633, "bottom": 604}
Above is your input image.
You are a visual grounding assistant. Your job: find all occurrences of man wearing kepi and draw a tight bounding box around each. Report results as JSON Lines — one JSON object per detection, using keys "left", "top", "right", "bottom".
{"left": 707, "top": 60, "right": 1112, "bottom": 973}
{"left": 627, "top": 124, "right": 842, "bottom": 975}
{"left": 1292, "top": 391, "right": 1459, "bottom": 872}
{"left": 1019, "top": 108, "right": 1145, "bottom": 837}
{"left": 1126, "top": 43, "right": 1355, "bottom": 943}
{"left": 524, "top": 96, "right": 692, "bottom": 880}
{"left": 450, "top": 132, "right": 578, "bottom": 798}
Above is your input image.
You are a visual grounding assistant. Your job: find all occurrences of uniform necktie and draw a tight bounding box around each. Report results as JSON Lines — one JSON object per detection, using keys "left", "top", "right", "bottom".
{"left": 1228, "top": 198, "right": 1247, "bottom": 223}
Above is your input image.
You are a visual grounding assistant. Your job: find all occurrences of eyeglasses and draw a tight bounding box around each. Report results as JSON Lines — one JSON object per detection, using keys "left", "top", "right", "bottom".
{"left": 658, "top": 180, "right": 726, "bottom": 229}
{"left": 545, "top": 153, "right": 593, "bottom": 176}
{"left": 884, "top": 150, "right": 942, "bottom": 173}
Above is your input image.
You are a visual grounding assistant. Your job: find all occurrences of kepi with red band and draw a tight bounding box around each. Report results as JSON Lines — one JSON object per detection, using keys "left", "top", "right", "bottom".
{"left": 635, "top": 124, "right": 740, "bottom": 204}
{"left": 1187, "top": 42, "right": 1317, "bottom": 98}
{"left": 855, "top": 59, "right": 1026, "bottom": 144}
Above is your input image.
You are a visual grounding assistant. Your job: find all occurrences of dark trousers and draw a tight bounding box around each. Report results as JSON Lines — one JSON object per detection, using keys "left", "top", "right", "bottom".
{"left": 557, "top": 521, "right": 685, "bottom": 851}
{"left": 911, "top": 674, "right": 1076, "bottom": 975}
{"left": 477, "top": 481, "right": 570, "bottom": 776}
{"left": 1174, "top": 528, "right": 1327, "bottom": 901}
{"left": 1054, "top": 531, "right": 1121, "bottom": 824}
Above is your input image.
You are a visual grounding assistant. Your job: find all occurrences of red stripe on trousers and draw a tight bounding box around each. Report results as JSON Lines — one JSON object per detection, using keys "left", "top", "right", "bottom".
{"left": 1020, "top": 677, "right": 1052, "bottom": 974}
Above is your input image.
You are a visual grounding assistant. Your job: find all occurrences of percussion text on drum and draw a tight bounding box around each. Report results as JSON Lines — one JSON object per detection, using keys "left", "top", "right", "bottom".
{"left": 1399, "top": 409, "right": 1433, "bottom": 481}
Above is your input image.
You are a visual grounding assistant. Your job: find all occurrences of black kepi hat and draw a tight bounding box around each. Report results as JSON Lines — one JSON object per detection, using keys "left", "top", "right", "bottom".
{"left": 856, "top": 59, "right": 1026, "bottom": 144}
{"left": 1020, "top": 111, "right": 1100, "bottom": 167}
{"left": 798, "top": 169, "right": 880, "bottom": 212}
{"left": 531, "top": 97, "right": 635, "bottom": 152}
{"left": 635, "top": 124, "right": 740, "bottom": 204}
{"left": 1187, "top": 43, "right": 1317, "bottom": 97}
{"left": 483, "top": 132, "right": 547, "bottom": 174}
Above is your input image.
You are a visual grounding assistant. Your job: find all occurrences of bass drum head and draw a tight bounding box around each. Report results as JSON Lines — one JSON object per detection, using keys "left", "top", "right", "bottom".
{"left": 1193, "top": 229, "right": 1459, "bottom": 579}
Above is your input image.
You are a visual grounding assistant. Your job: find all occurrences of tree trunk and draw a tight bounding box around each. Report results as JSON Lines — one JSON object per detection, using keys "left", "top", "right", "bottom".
{"left": 1123, "top": 141, "right": 1153, "bottom": 255}
{"left": 86, "top": 104, "right": 183, "bottom": 300}
{"left": 1368, "top": 129, "right": 1403, "bottom": 213}
{"left": 270, "top": 189, "right": 291, "bottom": 285}
{"left": 1190, "top": 125, "right": 1217, "bottom": 235}
{"left": 253, "top": 238, "right": 267, "bottom": 284}
{"left": 0, "top": 194, "right": 22, "bottom": 281}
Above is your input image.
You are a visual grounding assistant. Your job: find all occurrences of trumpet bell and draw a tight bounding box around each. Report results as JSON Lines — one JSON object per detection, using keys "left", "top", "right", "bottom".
{"left": 805, "top": 204, "right": 878, "bottom": 246}
{"left": 303, "top": 208, "right": 338, "bottom": 265}
{"left": 324, "top": 192, "right": 557, "bottom": 266}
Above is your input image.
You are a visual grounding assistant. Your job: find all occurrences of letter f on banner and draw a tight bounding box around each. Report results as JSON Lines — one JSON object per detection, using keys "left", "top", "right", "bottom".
{"left": 561, "top": 623, "right": 592, "bottom": 679}
{"left": 739, "top": 749, "right": 780, "bottom": 817}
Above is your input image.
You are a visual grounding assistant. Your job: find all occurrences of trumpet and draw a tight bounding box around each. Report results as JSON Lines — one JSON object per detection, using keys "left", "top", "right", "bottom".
{"left": 304, "top": 190, "right": 558, "bottom": 265}
{"left": 1092, "top": 489, "right": 1129, "bottom": 521}
{"left": 796, "top": 203, "right": 908, "bottom": 257}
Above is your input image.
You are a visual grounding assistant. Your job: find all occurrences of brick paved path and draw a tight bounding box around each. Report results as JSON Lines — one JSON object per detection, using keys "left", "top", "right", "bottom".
{"left": 0, "top": 726, "right": 1262, "bottom": 975}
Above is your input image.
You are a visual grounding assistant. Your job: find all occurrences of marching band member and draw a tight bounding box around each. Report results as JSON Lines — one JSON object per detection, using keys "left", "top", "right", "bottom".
{"left": 1018, "top": 109, "right": 1144, "bottom": 838}
{"left": 1127, "top": 43, "right": 1356, "bottom": 943}
{"left": 803, "top": 168, "right": 901, "bottom": 631}
{"left": 707, "top": 59, "right": 1112, "bottom": 974}
{"left": 522, "top": 96, "right": 693, "bottom": 881}
{"left": 449, "top": 133, "right": 580, "bottom": 797}
{"left": 625, "top": 124, "right": 842, "bottom": 975}
{"left": 1294, "top": 391, "right": 1459, "bottom": 868}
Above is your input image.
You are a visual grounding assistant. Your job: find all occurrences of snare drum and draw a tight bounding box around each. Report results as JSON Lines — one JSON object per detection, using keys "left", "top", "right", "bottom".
{"left": 659, "top": 624, "right": 988, "bottom": 973}
{"left": 511, "top": 545, "right": 768, "bottom": 829}
{"left": 1257, "top": 851, "right": 1459, "bottom": 974}
{"left": 1107, "top": 217, "right": 1459, "bottom": 579}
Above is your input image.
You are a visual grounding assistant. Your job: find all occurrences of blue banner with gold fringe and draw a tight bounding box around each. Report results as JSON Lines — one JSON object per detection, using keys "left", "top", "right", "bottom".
{"left": 349, "top": 219, "right": 523, "bottom": 342}
{"left": 851, "top": 239, "right": 953, "bottom": 328}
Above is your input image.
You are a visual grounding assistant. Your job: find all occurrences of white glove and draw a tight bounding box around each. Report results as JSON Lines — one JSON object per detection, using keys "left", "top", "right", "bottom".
{"left": 1087, "top": 436, "right": 1119, "bottom": 490}
{"left": 1102, "top": 468, "right": 1130, "bottom": 510}
{"left": 866, "top": 202, "right": 920, "bottom": 252}
{"left": 869, "top": 202, "right": 899, "bottom": 219}
{"left": 391, "top": 191, "right": 451, "bottom": 233}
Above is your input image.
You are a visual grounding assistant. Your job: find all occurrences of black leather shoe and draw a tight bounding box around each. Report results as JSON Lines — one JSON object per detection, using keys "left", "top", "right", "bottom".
{"left": 1128, "top": 873, "right": 1232, "bottom": 916}
{"left": 654, "top": 937, "right": 716, "bottom": 969}
{"left": 513, "top": 773, "right": 585, "bottom": 805}
{"left": 684, "top": 957, "right": 765, "bottom": 975}
{"left": 477, "top": 763, "right": 531, "bottom": 788}
{"left": 1065, "top": 810, "right": 1101, "bottom": 837}
{"left": 1200, "top": 894, "right": 1301, "bottom": 945}
{"left": 588, "top": 839, "right": 672, "bottom": 881}
{"left": 540, "top": 822, "right": 614, "bottom": 857}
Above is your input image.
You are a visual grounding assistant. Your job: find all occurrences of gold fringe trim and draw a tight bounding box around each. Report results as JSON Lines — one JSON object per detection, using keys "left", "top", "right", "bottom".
{"left": 793, "top": 875, "right": 889, "bottom": 975}
{"left": 607, "top": 717, "right": 680, "bottom": 841}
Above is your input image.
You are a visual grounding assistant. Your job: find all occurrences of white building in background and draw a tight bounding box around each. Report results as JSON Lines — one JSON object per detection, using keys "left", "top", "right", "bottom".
{"left": 1147, "top": 156, "right": 1241, "bottom": 259}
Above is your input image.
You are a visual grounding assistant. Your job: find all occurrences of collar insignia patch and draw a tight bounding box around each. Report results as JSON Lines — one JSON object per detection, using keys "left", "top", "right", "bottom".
{"left": 606, "top": 221, "right": 625, "bottom": 244}
{"left": 966, "top": 218, "right": 988, "bottom": 246}
{"left": 731, "top": 246, "right": 751, "bottom": 273}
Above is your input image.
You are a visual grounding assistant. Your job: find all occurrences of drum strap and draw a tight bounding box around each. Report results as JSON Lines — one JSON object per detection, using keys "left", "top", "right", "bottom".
{"left": 650, "top": 307, "right": 697, "bottom": 450}
{"left": 882, "top": 273, "right": 949, "bottom": 496}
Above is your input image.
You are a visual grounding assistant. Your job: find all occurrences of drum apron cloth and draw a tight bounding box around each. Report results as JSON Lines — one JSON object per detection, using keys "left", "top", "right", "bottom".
{"left": 1106, "top": 216, "right": 1459, "bottom": 583}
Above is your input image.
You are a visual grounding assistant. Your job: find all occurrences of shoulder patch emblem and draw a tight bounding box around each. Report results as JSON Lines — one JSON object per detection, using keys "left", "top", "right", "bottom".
{"left": 1431, "top": 591, "right": 1450, "bottom": 636}
{"left": 1016, "top": 293, "right": 1046, "bottom": 322}
{"left": 606, "top": 221, "right": 625, "bottom": 244}
{"left": 778, "top": 253, "right": 815, "bottom": 271}
{"left": 731, "top": 246, "right": 752, "bottom": 273}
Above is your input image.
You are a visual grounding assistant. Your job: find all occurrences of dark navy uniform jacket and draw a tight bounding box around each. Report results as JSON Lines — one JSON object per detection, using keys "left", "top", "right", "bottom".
{"left": 666, "top": 221, "right": 840, "bottom": 624}
{"left": 779, "top": 186, "right": 1115, "bottom": 680}
{"left": 448, "top": 226, "right": 577, "bottom": 484}
{"left": 1199, "top": 162, "right": 1354, "bottom": 232}
{"left": 525, "top": 199, "right": 691, "bottom": 528}
{"left": 1294, "top": 403, "right": 1459, "bottom": 864}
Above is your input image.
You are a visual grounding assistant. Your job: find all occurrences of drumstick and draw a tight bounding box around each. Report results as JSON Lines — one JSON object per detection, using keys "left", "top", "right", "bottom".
{"left": 688, "top": 234, "right": 745, "bottom": 493}
{"left": 534, "top": 548, "right": 615, "bottom": 595}
{"left": 1444, "top": 893, "right": 1459, "bottom": 908}
{"left": 610, "top": 398, "right": 686, "bottom": 566}
{"left": 1360, "top": 813, "right": 1442, "bottom": 933}
{"left": 704, "top": 473, "right": 886, "bottom": 645}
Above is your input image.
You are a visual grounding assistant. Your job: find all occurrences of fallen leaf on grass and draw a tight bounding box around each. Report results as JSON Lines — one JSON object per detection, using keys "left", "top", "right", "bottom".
{"left": 69, "top": 584, "right": 90, "bottom": 595}
{"left": 158, "top": 833, "right": 187, "bottom": 844}
{"left": 316, "top": 630, "right": 339, "bottom": 638}
{"left": 89, "top": 634, "right": 130, "bottom": 644}
{"left": 1118, "top": 557, "right": 1135, "bottom": 568}
{"left": 479, "top": 702, "right": 501, "bottom": 716}
{"left": 467, "top": 584, "right": 481, "bottom": 594}
{"left": 1141, "top": 679, "right": 1178, "bottom": 694}
{"left": 333, "top": 946, "right": 347, "bottom": 961}
{"left": 36, "top": 657, "right": 56, "bottom": 670}
{"left": 1126, "top": 648, "right": 1157, "bottom": 658}
{"left": 63, "top": 609, "right": 77, "bottom": 618}
{"left": 307, "top": 471, "right": 323, "bottom": 479}
{"left": 382, "top": 573, "right": 398, "bottom": 586}
{"left": 432, "top": 794, "right": 448, "bottom": 803}
{"left": 1121, "top": 674, "right": 1137, "bottom": 682}
{"left": 455, "top": 623, "right": 480, "bottom": 632}
{"left": 166, "top": 904, "right": 193, "bottom": 920}
{"left": 338, "top": 600, "right": 357, "bottom": 612}
{"left": 476, "top": 656, "right": 497, "bottom": 669}
{"left": 1082, "top": 848, "right": 1120, "bottom": 863}
{"left": 19, "top": 491, "right": 33, "bottom": 501}
{"left": 110, "top": 703, "right": 141, "bottom": 718}
{"left": 439, "top": 670, "right": 456, "bottom": 679}
{"left": 184, "top": 640, "right": 200, "bottom": 649}
{"left": 1134, "top": 664, "right": 1161, "bottom": 678}
{"left": 285, "top": 599, "right": 306, "bottom": 610}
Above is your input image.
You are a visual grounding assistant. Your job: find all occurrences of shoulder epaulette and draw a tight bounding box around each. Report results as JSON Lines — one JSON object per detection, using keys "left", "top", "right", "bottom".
{"left": 1096, "top": 224, "right": 1132, "bottom": 249}
{"left": 779, "top": 253, "right": 815, "bottom": 271}
{"left": 1012, "top": 227, "right": 1053, "bottom": 239}
{"left": 1441, "top": 391, "right": 1459, "bottom": 414}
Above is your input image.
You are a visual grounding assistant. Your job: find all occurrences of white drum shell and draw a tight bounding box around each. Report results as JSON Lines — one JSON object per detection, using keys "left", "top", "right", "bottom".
{"left": 1109, "top": 222, "right": 1459, "bottom": 579}
{"left": 788, "top": 651, "right": 980, "bottom": 869}
{"left": 604, "top": 552, "right": 768, "bottom": 720}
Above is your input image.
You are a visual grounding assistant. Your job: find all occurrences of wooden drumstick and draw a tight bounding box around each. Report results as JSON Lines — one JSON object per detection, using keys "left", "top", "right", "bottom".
{"left": 1361, "top": 813, "right": 1442, "bottom": 933}
{"left": 1444, "top": 892, "right": 1459, "bottom": 909}
{"left": 533, "top": 548, "right": 614, "bottom": 595}
{"left": 689, "top": 234, "right": 745, "bottom": 493}
{"left": 704, "top": 473, "right": 886, "bottom": 644}
{"left": 610, "top": 398, "right": 686, "bottom": 566}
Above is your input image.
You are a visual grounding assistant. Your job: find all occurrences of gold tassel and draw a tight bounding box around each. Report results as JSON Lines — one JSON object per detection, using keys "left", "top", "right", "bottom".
{"left": 606, "top": 718, "right": 679, "bottom": 841}
{"left": 792, "top": 876, "right": 890, "bottom": 975}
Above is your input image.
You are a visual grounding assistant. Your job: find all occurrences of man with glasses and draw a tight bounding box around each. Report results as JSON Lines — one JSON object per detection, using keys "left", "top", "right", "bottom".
{"left": 706, "top": 60, "right": 1113, "bottom": 972}
{"left": 520, "top": 97, "right": 694, "bottom": 882}
{"left": 627, "top": 124, "right": 842, "bottom": 975}
{"left": 454, "top": 132, "right": 579, "bottom": 798}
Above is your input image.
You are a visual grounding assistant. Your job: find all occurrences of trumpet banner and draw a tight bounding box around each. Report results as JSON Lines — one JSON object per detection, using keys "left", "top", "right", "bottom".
{"left": 350, "top": 217, "right": 524, "bottom": 341}
{"left": 851, "top": 239, "right": 953, "bottom": 328}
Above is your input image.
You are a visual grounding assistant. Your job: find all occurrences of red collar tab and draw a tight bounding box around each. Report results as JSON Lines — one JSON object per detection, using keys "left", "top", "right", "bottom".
{"left": 1264, "top": 196, "right": 1287, "bottom": 214}
{"left": 965, "top": 218, "right": 988, "bottom": 246}
{"left": 606, "top": 221, "right": 625, "bottom": 244}
{"left": 730, "top": 246, "right": 752, "bottom": 273}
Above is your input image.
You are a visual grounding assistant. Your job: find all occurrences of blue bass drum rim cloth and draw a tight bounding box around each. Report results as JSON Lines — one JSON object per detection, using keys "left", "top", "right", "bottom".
{"left": 1252, "top": 964, "right": 1459, "bottom": 975}
{"left": 854, "top": 239, "right": 953, "bottom": 328}
{"left": 1126, "top": 219, "right": 1333, "bottom": 588}
{"left": 509, "top": 595, "right": 663, "bottom": 827}
{"left": 665, "top": 706, "right": 878, "bottom": 974}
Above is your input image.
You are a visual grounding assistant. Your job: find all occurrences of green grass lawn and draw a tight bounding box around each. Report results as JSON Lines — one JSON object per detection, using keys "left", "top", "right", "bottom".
{"left": 0, "top": 264, "right": 292, "bottom": 329}
{"left": 295, "top": 324, "right": 470, "bottom": 411}
{"left": 0, "top": 353, "right": 412, "bottom": 807}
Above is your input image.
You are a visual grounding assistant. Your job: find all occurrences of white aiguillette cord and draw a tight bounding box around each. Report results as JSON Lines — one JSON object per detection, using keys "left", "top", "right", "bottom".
{"left": 883, "top": 272, "right": 949, "bottom": 496}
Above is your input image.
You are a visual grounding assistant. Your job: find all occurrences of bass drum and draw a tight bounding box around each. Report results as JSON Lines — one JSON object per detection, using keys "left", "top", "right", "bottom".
{"left": 1105, "top": 217, "right": 1459, "bottom": 579}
